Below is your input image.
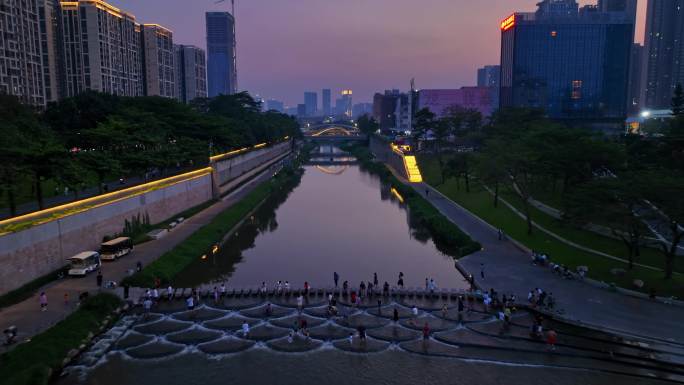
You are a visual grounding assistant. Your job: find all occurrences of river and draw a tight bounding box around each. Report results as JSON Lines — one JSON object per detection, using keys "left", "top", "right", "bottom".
{"left": 172, "top": 146, "right": 468, "bottom": 291}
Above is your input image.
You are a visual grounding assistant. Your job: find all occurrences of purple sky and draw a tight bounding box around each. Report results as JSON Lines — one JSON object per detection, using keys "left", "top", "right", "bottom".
{"left": 112, "top": 0, "right": 647, "bottom": 106}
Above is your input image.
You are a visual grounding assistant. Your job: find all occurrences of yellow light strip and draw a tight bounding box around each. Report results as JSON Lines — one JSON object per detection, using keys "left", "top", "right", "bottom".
{"left": 390, "top": 187, "right": 405, "bottom": 203}
{"left": 0, "top": 167, "right": 213, "bottom": 230}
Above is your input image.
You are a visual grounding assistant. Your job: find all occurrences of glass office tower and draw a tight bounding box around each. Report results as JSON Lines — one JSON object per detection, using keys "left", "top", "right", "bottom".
{"left": 499, "top": 1, "right": 634, "bottom": 123}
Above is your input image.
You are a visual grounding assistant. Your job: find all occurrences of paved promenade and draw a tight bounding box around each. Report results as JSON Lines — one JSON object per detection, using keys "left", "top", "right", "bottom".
{"left": 0, "top": 164, "right": 280, "bottom": 353}
{"left": 413, "top": 181, "right": 684, "bottom": 344}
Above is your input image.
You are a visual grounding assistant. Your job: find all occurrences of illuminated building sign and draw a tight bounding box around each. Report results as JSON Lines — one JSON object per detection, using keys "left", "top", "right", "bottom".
{"left": 500, "top": 14, "right": 515, "bottom": 31}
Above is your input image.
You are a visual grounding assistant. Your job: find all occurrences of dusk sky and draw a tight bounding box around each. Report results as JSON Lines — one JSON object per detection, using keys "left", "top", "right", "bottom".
{"left": 113, "top": 0, "right": 647, "bottom": 106}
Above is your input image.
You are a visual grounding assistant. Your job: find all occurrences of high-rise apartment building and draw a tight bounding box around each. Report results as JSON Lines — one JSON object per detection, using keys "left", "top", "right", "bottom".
{"left": 0, "top": 0, "right": 46, "bottom": 106}
{"left": 477, "top": 65, "right": 501, "bottom": 112}
{"left": 38, "top": 0, "right": 62, "bottom": 103}
{"left": 304, "top": 91, "right": 317, "bottom": 116}
{"left": 141, "top": 24, "right": 175, "bottom": 98}
{"left": 60, "top": 0, "right": 142, "bottom": 97}
{"left": 642, "top": 0, "right": 684, "bottom": 110}
{"left": 174, "top": 44, "right": 207, "bottom": 103}
{"left": 322, "top": 88, "right": 331, "bottom": 116}
{"left": 206, "top": 12, "right": 237, "bottom": 97}
{"left": 499, "top": 0, "right": 634, "bottom": 123}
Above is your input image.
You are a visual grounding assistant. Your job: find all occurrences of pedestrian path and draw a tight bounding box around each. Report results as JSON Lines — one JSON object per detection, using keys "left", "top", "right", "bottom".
{"left": 0, "top": 165, "right": 280, "bottom": 353}
{"left": 402, "top": 178, "right": 684, "bottom": 344}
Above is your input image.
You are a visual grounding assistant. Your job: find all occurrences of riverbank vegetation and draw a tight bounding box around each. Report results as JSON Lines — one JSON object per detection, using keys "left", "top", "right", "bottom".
{"left": 123, "top": 162, "right": 305, "bottom": 288}
{"left": 0, "top": 293, "right": 121, "bottom": 385}
{"left": 345, "top": 145, "right": 481, "bottom": 258}
{"left": 408, "top": 101, "right": 684, "bottom": 296}
{"left": 0, "top": 92, "right": 300, "bottom": 216}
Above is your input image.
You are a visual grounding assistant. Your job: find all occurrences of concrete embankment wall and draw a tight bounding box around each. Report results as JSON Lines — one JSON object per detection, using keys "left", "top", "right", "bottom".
{"left": 0, "top": 141, "right": 292, "bottom": 296}
{"left": 212, "top": 141, "right": 292, "bottom": 196}
{"left": 369, "top": 135, "right": 409, "bottom": 180}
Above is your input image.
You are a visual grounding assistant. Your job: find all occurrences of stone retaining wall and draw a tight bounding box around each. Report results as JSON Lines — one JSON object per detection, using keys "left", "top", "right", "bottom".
{"left": 0, "top": 141, "right": 293, "bottom": 296}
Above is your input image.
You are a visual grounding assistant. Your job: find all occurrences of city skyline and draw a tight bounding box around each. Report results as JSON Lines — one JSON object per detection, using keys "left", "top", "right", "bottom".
{"left": 108, "top": 0, "right": 648, "bottom": 105}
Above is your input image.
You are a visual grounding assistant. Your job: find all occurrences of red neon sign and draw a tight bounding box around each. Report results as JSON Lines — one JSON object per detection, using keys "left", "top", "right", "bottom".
{"left": 500, "top": 14, "right": 515, "bottom": 31}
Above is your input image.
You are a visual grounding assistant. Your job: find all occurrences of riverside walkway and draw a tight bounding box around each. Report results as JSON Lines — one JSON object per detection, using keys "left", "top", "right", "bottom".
{"left": 0, "top": 161, "right": 284, "bottom": 353}
{"left": 410, "top": 179, "right": 684, "bottom": 344}
{"left": 63, "top": 289, "right": 684, "bottom": 384}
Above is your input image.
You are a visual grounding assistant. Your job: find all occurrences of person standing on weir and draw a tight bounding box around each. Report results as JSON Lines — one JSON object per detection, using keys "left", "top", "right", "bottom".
{"left": 334, "top": 272, "right": 339, "bottom": 288}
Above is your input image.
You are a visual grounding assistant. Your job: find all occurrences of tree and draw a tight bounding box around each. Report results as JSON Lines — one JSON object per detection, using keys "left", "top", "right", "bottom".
{"left": 412, "top": 108, "right": 436, "bottom": 147}
{"left": 476, "top": 140, "right": 508, "bottom": 207}
{"left": 356, "top": 113, "right": 379, "bottom": 136}
{"left": 444, "top": 152, "right": 473, "bottom": 192}
{"left": 641, "top": 172, "right": 684, "bottom": 279}
{"left": 564, "top": 177, "right": 646, "bottom": 269}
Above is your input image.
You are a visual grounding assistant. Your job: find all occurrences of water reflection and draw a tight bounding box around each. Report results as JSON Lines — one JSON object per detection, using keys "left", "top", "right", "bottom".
{"left": 173, "top": 147, "right": 467, "bottom": 290}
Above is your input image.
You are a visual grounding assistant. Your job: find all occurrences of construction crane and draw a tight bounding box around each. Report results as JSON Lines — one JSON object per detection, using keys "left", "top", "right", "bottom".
{"left": 214, "top": 0, "right": 235, "bottom": 16}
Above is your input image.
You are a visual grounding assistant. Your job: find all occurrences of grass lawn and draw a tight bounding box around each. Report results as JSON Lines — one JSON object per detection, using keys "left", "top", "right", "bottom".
{"left": 0, "top": 293, "right": 121, "bottom": 385}
{"left": 417, "top": 154, "right": 684, "bottom": 298}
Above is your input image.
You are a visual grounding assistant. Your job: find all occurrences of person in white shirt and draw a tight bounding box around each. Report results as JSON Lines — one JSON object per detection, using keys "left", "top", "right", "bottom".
{"left": 152, "top": 288, "right": 159, "bottom": 301}
{"left": 186, "top": 296, "right": 194, "bottom": 310}
{"left": 296, "top": 295, "right": 304, "bottom": 313}
{"left": 220, "top": 283, "right": 227, "bottom": 297}
{"left": 167, "top": 285, "right": 173, "bottom": 300}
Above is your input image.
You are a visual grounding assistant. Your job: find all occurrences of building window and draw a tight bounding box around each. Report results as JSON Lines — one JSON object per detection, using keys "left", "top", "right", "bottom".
{"left": 571, "top": 80, "right": 582, "bottom": 100}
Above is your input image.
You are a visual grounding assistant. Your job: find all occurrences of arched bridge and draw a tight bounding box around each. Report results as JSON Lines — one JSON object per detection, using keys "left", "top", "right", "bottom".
{"left": 303, "top": 124, "right": 366, "bottom": 142}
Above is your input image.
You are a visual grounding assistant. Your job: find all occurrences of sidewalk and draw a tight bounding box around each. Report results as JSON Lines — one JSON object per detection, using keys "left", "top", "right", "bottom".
{"left": 411, "top": 180, "right": 684, "bottom": 344}
{"left": 0, "top": 165, "right": 279, "bottom": 353}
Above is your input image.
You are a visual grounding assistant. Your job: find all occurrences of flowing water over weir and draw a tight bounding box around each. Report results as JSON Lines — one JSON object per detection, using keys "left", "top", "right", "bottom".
{"left": 59, "top": 148, "right": 684, "bottom": 384}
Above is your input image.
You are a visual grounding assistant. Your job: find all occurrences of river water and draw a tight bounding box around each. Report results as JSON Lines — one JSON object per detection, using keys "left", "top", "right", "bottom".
{"left": 173, "top": 148, "right": 468, "bottom": 291}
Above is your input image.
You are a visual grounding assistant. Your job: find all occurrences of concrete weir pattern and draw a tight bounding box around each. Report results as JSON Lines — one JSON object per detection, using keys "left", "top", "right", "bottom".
{"left": 68, "top": 289, "right": 684, "bottom": 383}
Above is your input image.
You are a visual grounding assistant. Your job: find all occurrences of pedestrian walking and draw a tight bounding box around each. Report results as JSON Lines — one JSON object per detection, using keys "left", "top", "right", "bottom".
{"left": 343, "top": 281, "right": 349, "bottom": 293}
{"left": 377, "top": 299, "right": 382, "bottom": 315}
{"left": 96, "top": 271, "right": 103, "bottom": 288}
{"left": 498, "top": 228, "right": 503, "bottom": 240}
{"left": 480, "top": 264, "right": 485, "bottom": 280}
{"left": 220, "top": 283, "right": 227, "bottom": 297}
{"left": 546, "top": 330, "right": 557, "bottom": 351}
{"left": 425, "top": 189, "right": 430, "bottom": 197}
{"left": 334, "top": 272, "right": 339, "bottom": 287}
{"left": 425, "top": 278, "right": 429, "bottom": 291}
{"left": 373, "top": 273, "right": 378, "bottom": 287}
{"left": 39, "top": 292, "right": 48, "bottom": 311}
{"left": 423, "top": 322, "right": 430, "bottom": 341}
{"left": 297, "top": 294, "right": 304, "bottom": 313}
{"left": 393, "top": 307, "right": 399, "bottom": 324}
{"left": 167, "top": 285, "right": 174, "bottom": 300}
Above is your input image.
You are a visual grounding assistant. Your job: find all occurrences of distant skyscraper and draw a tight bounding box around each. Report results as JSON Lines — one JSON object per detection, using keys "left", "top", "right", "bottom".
{"left": 352, "top": 102, "right": 373, "bottom": 119}
{"left": 141, "top": 24, "right": 175, "bottom": 98}
{"left": 627, "top": 43, "right": 643, "bottom": 114}
{"left": 340, "top": 90, "right": 353, "bottom": 118}
{"left": 206, "top": 12, "right": 237, "bottom": 97}
{"left": 642, "top": 0, "right": 684, "bottom": 110}
{"left": 297, "top": 103, "right": 306, "bottom": 117}
{"left": 0, "top": 0, "right": 47, "bottom": 106}
{"left": 477, "top": 65, "right": 501, "bottom": 112}
{"left": 266, "top": 99, "right": 284, "bottom": 112}
{"left": 500, "top": 0, "right": 634, "bottom": 122}
{"left": 174, "top": 45, "right": 207, "bottom": 103}
{"left": 60, "top": 0, "right": 143, "bottom": 98}
{"left": 372, "top": 90, "right": 400, "bottom": 131}
{"left": 304, "top": 91, "right": 318, "bottom": 116}
{"left": 322, "top": 88, "right": 331, "bottom": 116}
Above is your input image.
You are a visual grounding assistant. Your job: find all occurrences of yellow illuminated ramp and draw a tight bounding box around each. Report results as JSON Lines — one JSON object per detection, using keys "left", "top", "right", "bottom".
{"left": 403, "top": 155, "right": 423, "bottom": 183}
